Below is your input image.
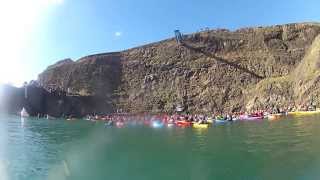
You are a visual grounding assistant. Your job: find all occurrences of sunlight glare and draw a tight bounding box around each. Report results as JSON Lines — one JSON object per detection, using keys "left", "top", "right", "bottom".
{"left": 0, "top": 0, "right": 63, "bottom": 86}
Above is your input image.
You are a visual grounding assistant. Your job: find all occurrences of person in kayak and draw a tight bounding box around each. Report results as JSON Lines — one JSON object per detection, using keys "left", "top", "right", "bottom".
{"left": 216, "top": 114, "right": 225, "bottom": 121}
{"left": 272, "top": 106, "right": 280, "bottom": 114}
{"left": 105, "top": 120, "right": 113, "bottom": 127}
{"left": 226, "top": 114, "right": 233, "bottom": 121}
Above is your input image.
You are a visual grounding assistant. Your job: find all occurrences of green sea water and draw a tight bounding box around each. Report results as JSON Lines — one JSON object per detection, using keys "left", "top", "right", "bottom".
{"left": 1, "top": 114, "right": 320, "bottom": 180}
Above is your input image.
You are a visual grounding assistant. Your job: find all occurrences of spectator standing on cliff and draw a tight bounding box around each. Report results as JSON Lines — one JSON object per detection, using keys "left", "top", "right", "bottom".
{"left": 174, "top": 30, "right": 183, "bottom": 44}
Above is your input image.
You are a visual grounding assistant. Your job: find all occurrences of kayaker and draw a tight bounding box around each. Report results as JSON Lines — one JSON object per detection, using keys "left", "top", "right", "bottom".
{"left": 223, "top": 115, "right": 228, "bottom": 121}
{"left": 232, "top": 114, "right": 237, "bottom": 120}
{"left": 272, "top": 106, "right": 280, "bottom": 114}
{"left": 189, "top": 115, "right": 194, "bottom": 122}
{"left": 308, "top": 105, "right": 316, "bottom": 111}
{"left": 105, "top": 120, "right": 113, "bottom": 127}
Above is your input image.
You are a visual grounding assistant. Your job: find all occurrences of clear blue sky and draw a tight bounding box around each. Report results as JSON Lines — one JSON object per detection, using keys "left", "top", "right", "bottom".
{"left": 1, "top": 0, "right": 320, "bottom": 85}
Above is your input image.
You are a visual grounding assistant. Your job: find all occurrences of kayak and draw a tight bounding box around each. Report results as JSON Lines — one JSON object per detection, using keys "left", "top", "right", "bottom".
{"left": 239, "top": 115, "right": 264, "bottom": 121}
{"left": 104, "top": 121, "right": 113, "bottom": 127}
{"left": 116, "top": 121, "right": 125, "bottom": 128}
{"left": 67, "top": 118, "right": 77, "bottom": 121}
{"left": 288, "top": 110, "right": 320, "bottom": 116}
{"left": 151, "top": 121, "right": 164, "bottom": 128}
{"left": 175, "top": 121, "right": 192, "bottom": 127}
{"left": 193, "top": 123, "right": 209, "bottom": 128}
{"left": 268, "top": 113, "right": 286, "bottom": 120}
{"left": 215, "top": 119, "right": 228, "bottom": 124}
{"left": 167, "top": 123, "right": 175, "bottom": 127}
{"left": 232, "top": 117, "right": 239, "bottom": 121}
{"left": 207, "top": 119, "right": 214, "bottom": 124}
{"left": 143, "top": 120, "right": 151, "bottom": 126}
{"left": 246, "top": 116, "right": 264, "bottom": 120}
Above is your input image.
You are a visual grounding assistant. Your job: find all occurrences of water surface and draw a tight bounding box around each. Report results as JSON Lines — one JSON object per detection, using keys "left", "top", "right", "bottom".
{"left": 1, "top": 115, "right": 320, "bottom": 180}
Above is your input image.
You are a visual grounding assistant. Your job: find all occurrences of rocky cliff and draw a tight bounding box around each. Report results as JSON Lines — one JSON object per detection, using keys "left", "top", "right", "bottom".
{"left": 37, "top": 22, "right": 320, "bottom": 115}
{"left": 0, "top": 84, "right": 107, "bottom": 117}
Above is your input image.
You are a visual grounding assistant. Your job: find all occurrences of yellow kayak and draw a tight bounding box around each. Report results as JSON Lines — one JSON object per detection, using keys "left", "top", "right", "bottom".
{"left": 288, "top": 110, "right": 320, "bottom": 116}
{"left": 193, "top": 123, "right": 209, "bottom": 128}
{"left": 207, "top": 119, "right": 214, "bottom": 124}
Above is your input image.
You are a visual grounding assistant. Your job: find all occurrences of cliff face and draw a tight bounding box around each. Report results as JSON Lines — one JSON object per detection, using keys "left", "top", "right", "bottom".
{"left": 247, "top": 32, "right": 320, "bottom": 110}
{"left": 38, "top": 23, "right": 320, "bottom": 114}
{"left": 38, "top": 53, "right": 121, "bottom": 97}
{"left": 0, "top": 84, "right": 109, "bottom": 117}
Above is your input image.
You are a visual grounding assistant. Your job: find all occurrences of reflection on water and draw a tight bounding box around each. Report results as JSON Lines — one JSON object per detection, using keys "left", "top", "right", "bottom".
{"left": 20, "top": 117, "right": 25, "bottom": 127}
{"left": 1, "top": 115, "right": 320, "bottom": 179}
{"left": 0, "top": 115, "right": 8, "bottom": 180}
{"left": 0, "top": 129, "right": 8, "bottom": 180}
{"left": 192, "top": 128, "right": 209, "bottom": 152}
{"left": 0, "top": 160, "right": 8, "bottom": 180}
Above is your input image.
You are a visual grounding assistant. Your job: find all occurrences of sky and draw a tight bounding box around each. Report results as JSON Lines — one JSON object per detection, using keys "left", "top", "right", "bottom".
{"left": 0, "top": 0, "right": 319, "bottom": 86}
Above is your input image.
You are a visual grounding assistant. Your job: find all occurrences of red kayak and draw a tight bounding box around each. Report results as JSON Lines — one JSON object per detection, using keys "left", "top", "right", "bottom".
{"left": 175, "top": 121, "right": 192, "bottom": 127}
